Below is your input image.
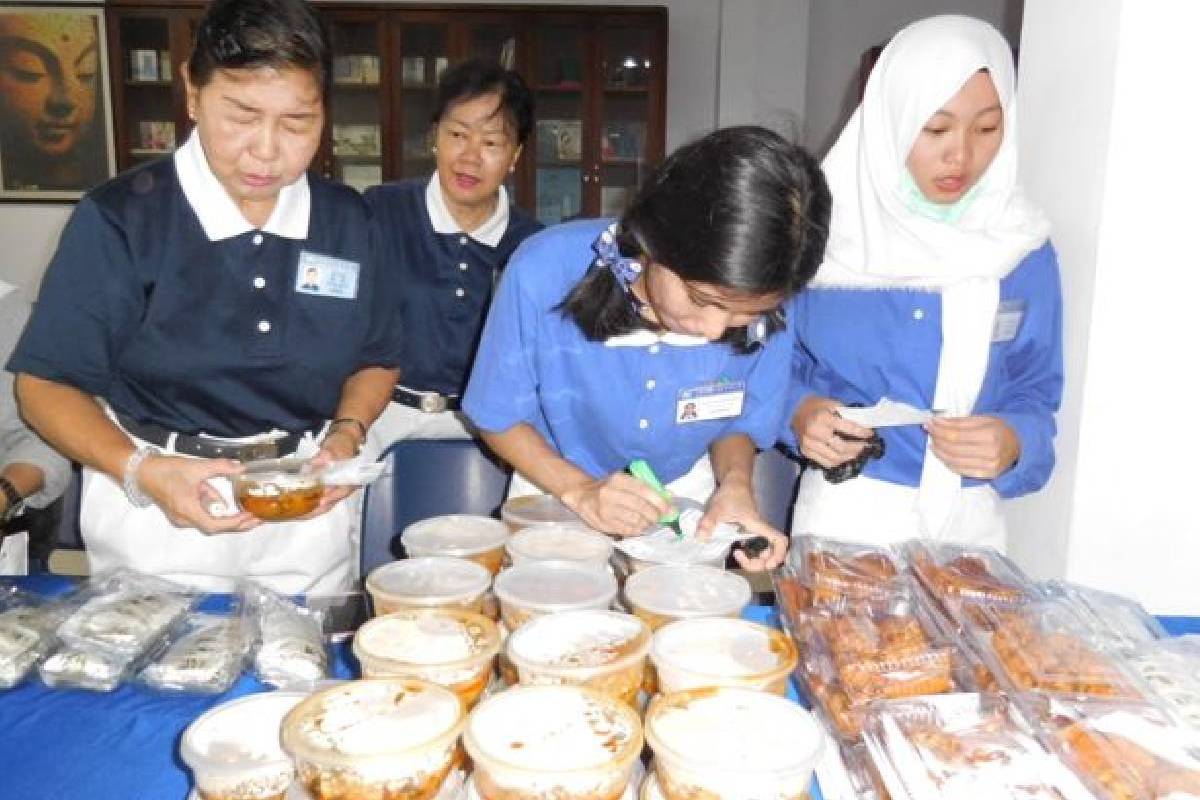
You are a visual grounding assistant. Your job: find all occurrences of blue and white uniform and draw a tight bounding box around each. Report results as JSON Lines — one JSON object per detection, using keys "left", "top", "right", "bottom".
{"left": 464, "top": 219, "right": 792, "bottom": 502}
{"left": 8, "top": 132, "right": 404, "bottom": 593}
{"left": 364, "top": 176, "right": 541, "bottom": 451}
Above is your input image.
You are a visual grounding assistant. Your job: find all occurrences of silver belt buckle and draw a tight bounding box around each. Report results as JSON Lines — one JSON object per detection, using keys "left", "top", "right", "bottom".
{"left": 419, "top": 392, "right": 447, "bottom": 414}
{"left": 237, "top": 441, "right": 280, "bottom": 461}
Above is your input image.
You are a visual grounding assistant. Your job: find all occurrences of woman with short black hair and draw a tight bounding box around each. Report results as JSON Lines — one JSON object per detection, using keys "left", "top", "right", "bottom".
{"left": 9, "top": 0, "right": 402, "bottom": 593}
{"left": 364, "top": 58, "right": 541, "bottom": 452}
{"left": 464, "top": 126, "right": 830, "bottom": 571}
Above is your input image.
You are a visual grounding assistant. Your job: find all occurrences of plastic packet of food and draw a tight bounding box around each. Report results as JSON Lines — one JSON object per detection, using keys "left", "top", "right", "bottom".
{"left": 861, "top": 693, "right": 1095, "bottom": 800}
{"left": 1041, "top": 581, "right": 1166, "bottom": 656}
{"left": 138, "top": 609, "right": 252, "bottom": 694}
{"left": 39, "top": 644, "right": 134, "bottom": 692}
{"left": 55, "top": 571, "right": 194, "bottom": 660}
{"left": 247, "top": 584, "right": 327, "bottom": 689}
{"left": 1125, "top": 636, "right": 1200, "bottom": 731}
{"left": 902, "top": 541, "right": 1035, "bottom": 630}
{"left": 1032, "top": 696, "right": 1200, "bottom": 800}
{"left": 969, "top": 600, "right": 1145, "bottom": 701}
{"left": 797, "top": 535, "right": 906, "bottom": 609}
{"left": 0, "top": 589, "right": 71, "bottom": 689}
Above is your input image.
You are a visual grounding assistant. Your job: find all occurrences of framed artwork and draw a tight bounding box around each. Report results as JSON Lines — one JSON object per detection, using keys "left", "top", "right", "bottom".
{"left": 0, "top": 6, "right": 115, "bottom": 201}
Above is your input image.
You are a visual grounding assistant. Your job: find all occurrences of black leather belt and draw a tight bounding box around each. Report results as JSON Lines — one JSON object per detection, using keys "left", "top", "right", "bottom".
{"left": 392, "top": 385, "right": 461, "bottom": 413}
{"left": 116, "top": 414, "right": 309, "bottom": 461}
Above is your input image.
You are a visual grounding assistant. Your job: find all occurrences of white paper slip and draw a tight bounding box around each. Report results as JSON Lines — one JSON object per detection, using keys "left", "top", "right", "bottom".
{"left": 837, "top": 398, "right": 934, "bottom": 428}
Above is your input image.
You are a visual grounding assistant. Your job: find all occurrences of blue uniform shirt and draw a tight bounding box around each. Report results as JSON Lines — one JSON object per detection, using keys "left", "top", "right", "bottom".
{"left": 365, "top": 178, "right": 541, "bottom": 397}
{"left": 787, "top": 241, "right": 1064, "bottom": 498}
{"left": 8, "top": 156, "right": 404, "bottom": 438}
{"left": 464, "top": 219, "right": 794, "bottom": 484}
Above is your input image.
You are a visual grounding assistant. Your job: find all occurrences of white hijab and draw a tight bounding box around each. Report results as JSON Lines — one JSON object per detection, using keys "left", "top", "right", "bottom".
{"left": 813, "top": 15, "right": 1051, "bottom": 538}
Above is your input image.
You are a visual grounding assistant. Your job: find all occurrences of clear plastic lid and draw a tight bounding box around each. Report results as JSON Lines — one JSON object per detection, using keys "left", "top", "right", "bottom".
{"left": 402, "top": 515, "right": 509, "bottom": 557}
{"left": 506, "top": 610, "right": 650, "bottom": 671}
{"left": 353, "top": 609, "right": 499, "bottom": 668}
{"left": 180, "top": 691, "right": 308, "bottom": 777}
{"left": 492, "top": 560, "right": 617, "bottom": 614}
{"left": 505, "top": 523, "right": 613, "bottom": 566}
{"left": 500, "top": 494, "right": 584, "bottom": 530}
{"left": 365, "top": 557, "right": 491, "bottom": 606}
{"left": 624, "top": 564, "right": 751, "bottom": 619}
{"left": 650, "top": 617, "right": 797, "bottom": 683}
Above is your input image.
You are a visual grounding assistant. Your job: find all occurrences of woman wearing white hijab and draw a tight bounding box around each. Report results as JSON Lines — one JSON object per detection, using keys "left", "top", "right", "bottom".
{"left": 786, "top": 15, "right": 1062, "bottom": 550}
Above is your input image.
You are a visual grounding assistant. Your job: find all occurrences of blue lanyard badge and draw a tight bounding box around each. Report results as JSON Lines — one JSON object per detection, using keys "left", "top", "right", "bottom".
{"left": 991, "top": 299, "right": 1027, "bottom": 343}
{"left": 295, "top": 251, "right": 360, "bottom": 300}
{"left": 676, "top": 380, "right": 746, "bottom": 424}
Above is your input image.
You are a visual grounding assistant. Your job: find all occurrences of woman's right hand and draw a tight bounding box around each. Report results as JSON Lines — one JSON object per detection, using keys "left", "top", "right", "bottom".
{"left": 792, "top": 395, "right": 876, "bottom": 468}
{"left": 560, "top": 473, "right": 672, "bottom": 537}
{"left": 137, "top": 454, "right": 260, "bottom": 534}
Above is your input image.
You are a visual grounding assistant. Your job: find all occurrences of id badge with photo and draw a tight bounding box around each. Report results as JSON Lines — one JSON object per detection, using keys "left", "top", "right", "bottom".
{"left": 676, "top": 380, "right": 746, "bottom": 424}
{"left": 294, "top": 251, "right": 360, "bottom": 299}
{"left": 991, "top": 299, "right": 1026, "bottom": 343}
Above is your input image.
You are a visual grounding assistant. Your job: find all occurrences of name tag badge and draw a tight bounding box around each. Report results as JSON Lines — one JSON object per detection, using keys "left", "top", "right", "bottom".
{"left": 991, "top": 299, "right": 1026, "bottom": 343}
{"left": 295, "top": 251, "right": 359, "bottom": 299}
{"left": 676, "top": 380, "right": 746, "bottom": 424}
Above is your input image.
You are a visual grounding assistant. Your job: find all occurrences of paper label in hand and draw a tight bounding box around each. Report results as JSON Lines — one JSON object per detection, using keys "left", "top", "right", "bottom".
{"left": 837, "top": 398, "right": 933, "bottom": 428}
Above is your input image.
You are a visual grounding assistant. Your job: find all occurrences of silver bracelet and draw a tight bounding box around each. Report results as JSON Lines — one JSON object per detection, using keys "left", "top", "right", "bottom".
{"left": 123, "top": 445, "right": 158, "bottom": 509}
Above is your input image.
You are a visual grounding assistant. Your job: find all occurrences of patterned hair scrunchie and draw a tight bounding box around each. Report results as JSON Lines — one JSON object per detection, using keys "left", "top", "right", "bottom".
{"left": 591, "top": 223, "right": 642, "bottom": 289}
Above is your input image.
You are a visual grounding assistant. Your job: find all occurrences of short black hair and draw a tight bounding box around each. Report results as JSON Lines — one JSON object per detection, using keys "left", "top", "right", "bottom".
{"left": 188, "top": 0, "right": 330, "bottom": 97}
{"left": 561, "top": 126, "right": 831, "bottom": 348}
{"left": 432, "top": 58, "right": 535, "bottom": 145}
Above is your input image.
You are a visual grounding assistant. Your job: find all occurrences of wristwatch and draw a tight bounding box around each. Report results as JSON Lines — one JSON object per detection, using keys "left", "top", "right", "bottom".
{"left": 0, "top": 476, "right": 24, "bottom": 523}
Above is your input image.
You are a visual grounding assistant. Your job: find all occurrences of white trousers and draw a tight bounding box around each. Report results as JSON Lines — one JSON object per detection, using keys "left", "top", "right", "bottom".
{"left": 790, "top": 470, "right": 1007, "bottom": 552}
{"left": 364, "top": 402, "right": 474, "bottom": 463}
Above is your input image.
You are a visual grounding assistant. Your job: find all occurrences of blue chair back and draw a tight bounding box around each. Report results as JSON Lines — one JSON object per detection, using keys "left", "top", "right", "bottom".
{"left": 359, "top": 438, "right": 511, "bottom": 577}
{"left": 752, "top": 445, "right": 801, "bottom": 535}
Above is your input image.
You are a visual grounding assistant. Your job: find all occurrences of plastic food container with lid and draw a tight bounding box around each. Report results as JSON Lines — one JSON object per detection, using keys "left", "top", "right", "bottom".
{"left": 505, "top": 523, "right": 614, "bottom": 569}
{"left": 505, "top": 610, "right": 651, "bottom": 709}
{"left": 365, "top": 556, "right": 492, "bottom": 616}
{"left": 281, "top": 678, "right": 466, "bottom": 800}
{"left": 623, "top": 564, "right": 752, "bottom": 631}
{"left": 464, "top": 684, "right": 643, "bottom": 800}
{"left": 352, "top": 609, "right": 500, "bottom": 708}
{"left": 180, "top": 691, "right": 308, "bottom": 800}
{"left": 233, "top": 457, "right": 323, "bottom": 521}
{"left": 500, "top": 494, "right": 585, "bottom": 533}
{"left": 492, "top": 560, "right": 618, "bottom": 631}
{"left": 645, "top": 687, "right": 823, "bottom": 800}
{"left": 649, "top": 617, "right": 798, "bottom": 696}
{"left": 402, "top": 515, "right": 510, "bottom": 575}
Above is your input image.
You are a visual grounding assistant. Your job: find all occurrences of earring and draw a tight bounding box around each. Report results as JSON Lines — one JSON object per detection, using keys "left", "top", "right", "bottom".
{"left": 430, "top": 146, "right": 438, "bottom": 154}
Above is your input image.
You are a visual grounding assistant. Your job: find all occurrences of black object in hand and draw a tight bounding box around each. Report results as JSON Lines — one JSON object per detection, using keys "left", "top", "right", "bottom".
{"left": 820, "top": 431, "right": 886, "bottom": 484}
{"left": 733, "top": 535, "right": 771, "bottom": 559}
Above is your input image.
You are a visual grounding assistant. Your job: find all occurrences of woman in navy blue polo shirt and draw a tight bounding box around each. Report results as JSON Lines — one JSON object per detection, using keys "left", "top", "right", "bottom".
{"left": 363, "top": 59, "right": 541, "bottom": 456}
{"left": 7, "top": 0, "right": 402, "bottom": 593}
{"left": 464, "top": 127, "right": 831, "bottom": 571}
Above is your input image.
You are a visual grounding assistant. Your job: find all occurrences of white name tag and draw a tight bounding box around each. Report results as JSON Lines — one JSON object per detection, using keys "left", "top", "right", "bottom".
{"left": 992, "top": 299, "right": 1026, "bottom": 343}
{"left": 676, "top": 380, "right": 746, "bottom": 424}
{"left": 295, "top": 251, "right": 359, "bottom": 299}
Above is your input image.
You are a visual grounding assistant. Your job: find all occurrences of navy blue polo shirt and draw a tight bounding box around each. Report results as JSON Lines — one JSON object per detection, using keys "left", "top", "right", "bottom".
{"left": 365, "top": 178, "right": 541, "bottom": 397}
{"left": 9, "top": 156, "right": 404, "bottom": 438}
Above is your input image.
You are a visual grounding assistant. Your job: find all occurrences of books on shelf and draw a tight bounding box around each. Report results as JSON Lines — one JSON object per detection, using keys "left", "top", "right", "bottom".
{"left": 536, "top": 119, "right": 582, "bottom": 162}
{"left": 341, "top": 163, "right": 383, "bottom": 193}
{"left": 333, "top": 55, "right": 381, "bottom": 85}
{"left": 137, "top": 120, "right": 175, "bottom": 152}
{"left": 601, "top": 121, "right": 646, "bottom": 162}
{"left": 401, "top": 56, "right": 426, "bottom": 86}
{"left": 129, "top": 49, "right": 160, "bottom": 82}
{"left": 600, "top": 186, "right": 631, "bottom": 217}
{"left": 535, "top": 166, "right": 581, "bottom": 225}
{"left": 331, "top": 124, "right": 382, "bottom": 157}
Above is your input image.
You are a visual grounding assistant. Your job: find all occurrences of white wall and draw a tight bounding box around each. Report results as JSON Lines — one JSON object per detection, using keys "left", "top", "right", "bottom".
{"left": 803, "top": 0, "right": 1022, "bottom": 153}
{"left": 1015, "top": 0, "right": 1200, "bottom": 613}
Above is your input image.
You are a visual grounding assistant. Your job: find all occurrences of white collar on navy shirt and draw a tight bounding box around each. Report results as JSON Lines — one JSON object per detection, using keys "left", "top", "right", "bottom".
{"left": 174, "top": 130, "right": 310, "bottom": 242}
{"left": 425, "top": 172, "right": 509, "bottom": 248}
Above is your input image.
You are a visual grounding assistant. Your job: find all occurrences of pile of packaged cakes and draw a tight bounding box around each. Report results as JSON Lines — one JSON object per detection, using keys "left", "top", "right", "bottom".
{"left": 773, "top": 533, "right": 1200, "bottom": 800}
{"left": 0, "top": 570, "right": 326, "bottom": 694}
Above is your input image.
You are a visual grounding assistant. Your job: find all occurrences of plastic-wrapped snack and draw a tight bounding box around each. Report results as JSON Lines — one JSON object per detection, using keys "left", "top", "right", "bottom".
{"left": 862, "top": 693, "right": 1095, "bottom": 800}
{"left": 972, "top": 600, "right": 1144, "bottom": 701}
{"left": 799, "top": 535, "right": 905, "bottom": 608}
{"left": 1126, "top": 636, "right": 1200, "bottom": 731}
{"left": 39, "top": 645, "right": 132, "bottom": 692}
{"left": 56, "top": 572, "right": 193, "bottom": 660}
{"left": 138, "top": 611, "right": 252, "bottom": 694}
{"left": 902, "top": 541, "right": 1034, "bottom": 629}
{"left": 1034, "top": 697, "right": 1200, "bottom": 800}
{"left": 0, "top": 590, "right": 70, "bottom": 689}
{"left": 248, "top": 585, "right": 327, "bottom": 689}
{"left": 1041, "top": 581, "right": 1166, "bottom": 656}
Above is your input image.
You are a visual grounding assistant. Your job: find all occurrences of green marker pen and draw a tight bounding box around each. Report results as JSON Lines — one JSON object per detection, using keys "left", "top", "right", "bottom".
{"left": 627, "top": 459, "right": 683, "bottom": 537}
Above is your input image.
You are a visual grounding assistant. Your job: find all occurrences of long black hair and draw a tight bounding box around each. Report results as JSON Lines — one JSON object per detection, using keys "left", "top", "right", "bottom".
{"left": 188, "top": 0, "right": 331, "bottom": 97}
{"left": 560, "top": 125, "right": 830, "bottom": 349}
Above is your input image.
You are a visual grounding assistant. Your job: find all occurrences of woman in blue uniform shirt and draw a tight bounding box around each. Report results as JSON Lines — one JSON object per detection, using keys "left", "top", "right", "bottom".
{"left": 786, "top": 15, "right": 1063, "bottom": 550}
{"left": 7, "top": 0, "right": 402, "bottom": 593}
{"left": 364, "top": 59, "right": 541, "bottom": 454}
{"left": 464, "top": 127, "right": 831, "bottom": 570}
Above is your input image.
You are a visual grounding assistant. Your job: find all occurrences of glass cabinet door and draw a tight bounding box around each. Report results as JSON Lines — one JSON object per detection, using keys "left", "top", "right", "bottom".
{"left": 328, "top": 18, "right": 384, "bottom": 192}
{"left": 119, "top": 15, "right": 176, "bottom": 167}
{"left": 596, "top": 23, "right": 658, "bottom": 219}
{"left": 394, "top": 21, "right": 448, "bottom": 180}
{"left": 531, "top": 21, "right": 586, "bottom": 226}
